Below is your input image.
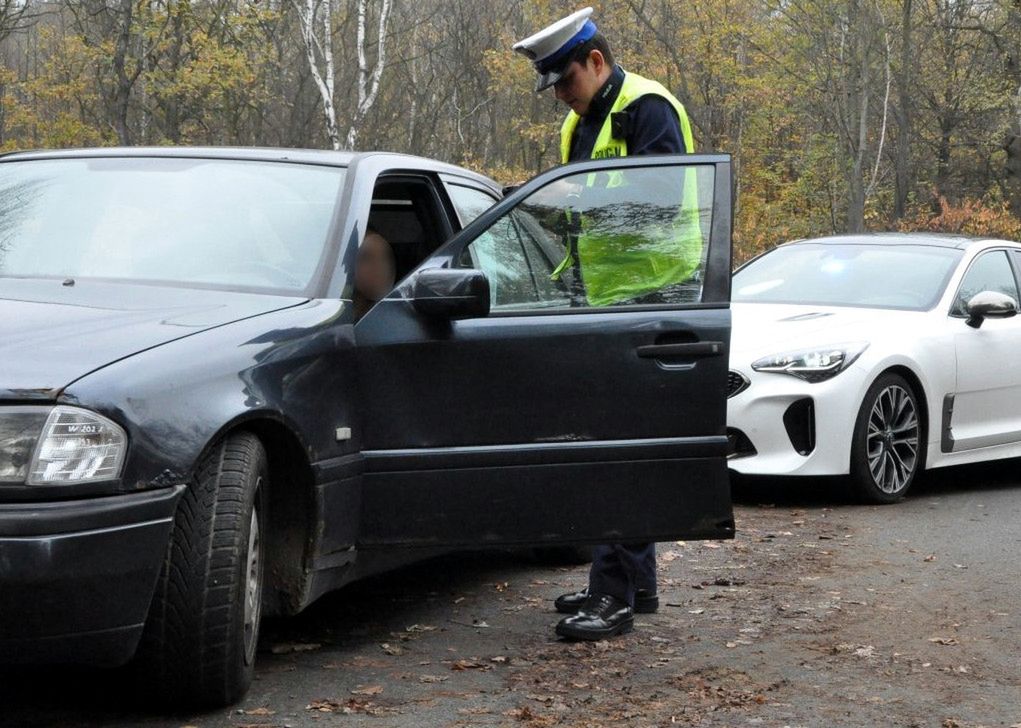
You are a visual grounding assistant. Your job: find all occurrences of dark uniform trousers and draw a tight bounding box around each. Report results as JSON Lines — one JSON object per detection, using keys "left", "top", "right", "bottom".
{"left": 588, "top": 543, "right": 657, "bottom": 606}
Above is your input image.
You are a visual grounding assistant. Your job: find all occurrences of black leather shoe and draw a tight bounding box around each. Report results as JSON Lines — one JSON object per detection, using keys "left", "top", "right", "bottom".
{"left": 555, "top": 587, "right": 659, "bottom": 614}
{"left": 555, "top": 593, "right": 634, "bottom": 641}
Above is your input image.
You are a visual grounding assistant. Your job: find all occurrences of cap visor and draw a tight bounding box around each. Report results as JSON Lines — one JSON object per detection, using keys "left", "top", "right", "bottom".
{"left": 535, "top": 67, "right": 564, "bottom": 92}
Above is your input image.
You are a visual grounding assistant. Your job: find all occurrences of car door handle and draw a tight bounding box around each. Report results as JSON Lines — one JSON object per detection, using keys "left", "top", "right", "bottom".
{"left": 635, "top": 341, "right": 726, "bottom": 359}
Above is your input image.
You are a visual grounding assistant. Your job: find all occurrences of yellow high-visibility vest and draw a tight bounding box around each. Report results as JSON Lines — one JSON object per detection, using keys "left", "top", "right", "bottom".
{"left": 554, "top": 71, "right": 702, "bottom": 307}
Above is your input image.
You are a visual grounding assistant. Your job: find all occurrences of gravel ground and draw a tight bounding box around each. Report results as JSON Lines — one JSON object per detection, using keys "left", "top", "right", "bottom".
{"left": 2, "top": 462, "right": 1019, "bottom": 728}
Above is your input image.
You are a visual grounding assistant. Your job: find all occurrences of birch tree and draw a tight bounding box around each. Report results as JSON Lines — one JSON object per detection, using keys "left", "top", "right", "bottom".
{"left": 345, "top": 0, "right": 392, "bottom": 150}
{"left": 292, "top": 0, "right": 391, "bottom": 150}
{"left": 292, "top": 0, "right": 340, "bottom": 149}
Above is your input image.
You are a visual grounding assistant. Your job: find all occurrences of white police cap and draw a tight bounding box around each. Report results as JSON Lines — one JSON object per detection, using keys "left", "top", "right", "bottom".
{"left": 513, "top": 7, "right": 597, "bottom": 92}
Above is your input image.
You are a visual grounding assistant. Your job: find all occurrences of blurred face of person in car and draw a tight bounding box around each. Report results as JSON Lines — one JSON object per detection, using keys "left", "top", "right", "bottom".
{"left": 355, "top": 231, "right": 396, "bottom": 303}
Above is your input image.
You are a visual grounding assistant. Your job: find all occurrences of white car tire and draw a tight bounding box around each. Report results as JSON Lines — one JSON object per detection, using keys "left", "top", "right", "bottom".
{"left": 849, "top": 373, "right": 924, "bottom": 504}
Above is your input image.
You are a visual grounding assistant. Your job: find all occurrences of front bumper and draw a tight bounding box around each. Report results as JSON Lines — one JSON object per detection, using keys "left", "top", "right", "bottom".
{"left": 726, "top": 365, "right": 869, "bottom": 476}
{"left": 0, "top": 485, "right": 185, "bottom": 666}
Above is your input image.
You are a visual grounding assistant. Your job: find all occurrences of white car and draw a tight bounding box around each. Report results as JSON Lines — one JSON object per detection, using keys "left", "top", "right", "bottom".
{"left": 727, "top": 233, "right": 1021, "bottom": 503}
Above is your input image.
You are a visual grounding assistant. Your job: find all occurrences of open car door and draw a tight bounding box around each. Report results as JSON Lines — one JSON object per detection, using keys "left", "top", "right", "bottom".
{"left": 355, "top": 154, "right": 734, "bottom": 549}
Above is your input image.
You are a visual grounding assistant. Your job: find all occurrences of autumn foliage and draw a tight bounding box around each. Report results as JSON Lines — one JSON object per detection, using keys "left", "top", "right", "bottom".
{"left": 897, "top": 195, "right": 1021, "bottom": 241}
{"left": 0, "top": 0, "right": 1016, "bottom": 260}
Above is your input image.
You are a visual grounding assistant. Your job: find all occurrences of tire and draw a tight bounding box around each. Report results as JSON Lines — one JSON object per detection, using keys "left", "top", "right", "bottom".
{"left": 530, "top": 545, "right": 596, "bottom": 566}
{"left": 135, "top": 432, "right": 268, "bottom": 707}
{"left": 849, "top": 373, "right": 924, "bottom": 504}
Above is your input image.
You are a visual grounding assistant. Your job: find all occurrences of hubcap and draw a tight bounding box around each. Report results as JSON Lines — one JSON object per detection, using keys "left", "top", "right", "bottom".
{"left": 866, "top": 385, "right": 919, "bottom": 494}
{"left": 242, "top": 483, "right": 263, "bottom": 665}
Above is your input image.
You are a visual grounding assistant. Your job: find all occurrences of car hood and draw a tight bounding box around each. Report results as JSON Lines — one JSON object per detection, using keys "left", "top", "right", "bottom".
{"left": 0, "top": 278, "right": 309, "bottom": 400}
{"left": 730, "top": 302, "right": 923, "bottom": 363}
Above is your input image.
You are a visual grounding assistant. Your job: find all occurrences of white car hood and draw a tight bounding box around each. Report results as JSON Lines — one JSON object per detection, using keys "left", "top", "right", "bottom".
{"left": 730, "top": 302, "right": 922, "bottom": 363}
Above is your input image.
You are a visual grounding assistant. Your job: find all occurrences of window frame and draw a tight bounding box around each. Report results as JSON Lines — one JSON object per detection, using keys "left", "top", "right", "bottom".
{"left": 948, "top": 248, "right": 1021, "bottom": 319}
{"left": 444, "top": 181, "right": 501, "bottom": 229}
{"left": 420, "top": 154, "right": 732, "bottom": 318}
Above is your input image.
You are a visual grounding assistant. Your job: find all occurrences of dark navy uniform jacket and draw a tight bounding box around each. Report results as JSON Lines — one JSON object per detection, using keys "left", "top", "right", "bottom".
{"left": 567, "top": 65, "right": 689, "bottom": 162}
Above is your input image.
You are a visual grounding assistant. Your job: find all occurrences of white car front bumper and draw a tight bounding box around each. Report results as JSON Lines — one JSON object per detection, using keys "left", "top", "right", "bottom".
{"left": 726, "top": 364, "right": 871, "bottom": 477}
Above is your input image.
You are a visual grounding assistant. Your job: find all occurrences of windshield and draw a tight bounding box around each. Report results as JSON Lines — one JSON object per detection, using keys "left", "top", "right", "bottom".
{"left": 732, "top": 243, "right": 963, "bottom": 310}
{"left": 0, "top": 157, "right": 345, "bottom": 293}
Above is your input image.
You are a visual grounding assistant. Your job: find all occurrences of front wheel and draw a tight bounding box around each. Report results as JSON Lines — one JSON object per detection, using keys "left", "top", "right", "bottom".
{"left": 134, "top": 432, "right": 268, "bottom": 707}
{"left": 849, "top": 374, "right": 924, "bottom": 503}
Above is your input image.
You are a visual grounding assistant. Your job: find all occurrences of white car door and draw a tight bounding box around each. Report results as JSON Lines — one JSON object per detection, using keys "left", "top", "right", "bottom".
{"left": 949, "top": 248, "right": 1021, "bottom": 451}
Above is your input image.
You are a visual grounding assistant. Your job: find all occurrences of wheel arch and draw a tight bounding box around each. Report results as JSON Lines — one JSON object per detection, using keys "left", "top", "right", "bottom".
{"left": 853, "top": 363, "right": 931, "bottom": 471}
{"left": 198, "top": 414, "right": 317, "bottom": 618}
{"left": 883, "top": 365, "right": 930, "bottom": 460}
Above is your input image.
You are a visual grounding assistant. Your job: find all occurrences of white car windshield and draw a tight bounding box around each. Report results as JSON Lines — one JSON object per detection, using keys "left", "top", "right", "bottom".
{"left": 0, "top": 157, "right": 345, "bottom": 293}
{"left": 733, "top": 243, "right": 963, "bottom": 310}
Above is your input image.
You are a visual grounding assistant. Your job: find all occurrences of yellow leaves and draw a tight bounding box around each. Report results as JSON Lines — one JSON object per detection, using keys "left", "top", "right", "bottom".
{"left": 0, "top": 31, "right": 110, "bottom": 149}
{"left": 151, "top": 31, "right": 258, "bottom": 101}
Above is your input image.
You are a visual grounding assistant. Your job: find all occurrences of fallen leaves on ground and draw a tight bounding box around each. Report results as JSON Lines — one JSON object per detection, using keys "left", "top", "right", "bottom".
{"left": 269, "top": 642, "right": 321, "bottom": 654}
{"left": 307, "top": 695, "right": 397, "bottom": 716}
{"left": 450, "top": 658, "right": 493, "bottom": 671}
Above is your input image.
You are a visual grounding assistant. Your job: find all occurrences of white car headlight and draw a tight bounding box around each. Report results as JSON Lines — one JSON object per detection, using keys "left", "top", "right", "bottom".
{"left": 26, "top": 406, "right": 127, "bottom": 485}
{"left": 751, "top": 342, "right": 869, "bottom": 383}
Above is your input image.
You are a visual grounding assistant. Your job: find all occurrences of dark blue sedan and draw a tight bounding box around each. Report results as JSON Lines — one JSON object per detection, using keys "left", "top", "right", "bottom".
{"left": 0, "top": 147, "right": 734, "bottom": 705}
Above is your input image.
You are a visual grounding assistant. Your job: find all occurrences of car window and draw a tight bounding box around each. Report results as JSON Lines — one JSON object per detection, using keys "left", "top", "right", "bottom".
{"left": 457, "top": 212, "right": 572, "bottom": 309}
{"left": 447, "top": 184, "right": 499, "bottom": 227}
{"left": 953, "top": 250, "right": 1019, "bottom": 315}
{"left": 459, "top": 164, "right": 714, "bottom": 311}
{"left": 733, "top": 243, "right": 962, "bottom": 311}
{"left": 368, "top": 177, "right": 450, "bottom": 283}
{"left": 0, "top": 158, "right": 344, "bottom": 293}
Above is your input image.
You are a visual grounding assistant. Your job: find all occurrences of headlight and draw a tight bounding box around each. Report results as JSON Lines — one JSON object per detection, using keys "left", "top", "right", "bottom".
{"left": 0, "top": 405, "right": 127, "bottom": 485}
{"left": 0, "top": 408, "right": 51, "bottom": 482}
{"left": 751, "top": 342, "right": 869, "bottom": 383}
{"left": 29, "top": 406, "right": 127, "bottom": 484}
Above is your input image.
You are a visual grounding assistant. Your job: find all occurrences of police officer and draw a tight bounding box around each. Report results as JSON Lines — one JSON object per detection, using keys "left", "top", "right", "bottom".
{"left": 512, "top": 7, "right": 696, "bottom": 641}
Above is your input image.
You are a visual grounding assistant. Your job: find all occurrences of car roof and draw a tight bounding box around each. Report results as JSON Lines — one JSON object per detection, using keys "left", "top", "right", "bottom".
{"left": 782, "top": 232, "right": 1017, "bottom": 250}
{"left": 0, "top": 146, "right": 498, "bottom": 188}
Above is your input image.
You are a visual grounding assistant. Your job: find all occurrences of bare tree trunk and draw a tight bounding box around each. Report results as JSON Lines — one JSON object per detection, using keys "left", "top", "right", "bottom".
{"left": 866, "top": 2, "right": 892, "bottom": 204}
{"left": 293, "top": 0, "right": 340, "bottom": 149}
{"left": 1009, "top": 83, "right": 1021, "bottom": 215}
{"left": 892, "top": 0, "right": 913, "bottom": 220}
{"left": 159, "top": 1, "right": 188, "bottom": 144}
{"left": 1004, "top": 2, "right": 1021, "bottom": 216}
{"left": 345, "top": 0, "right": 392, "bottom": 150}
{"left": 935, "top": 117, "right": 953, "bottom": 208}
{"left": 844, "top": 0, "right": 868, "bottom": 234}
{"left": 110, "top": 0, "right": 137, "bottom": 145}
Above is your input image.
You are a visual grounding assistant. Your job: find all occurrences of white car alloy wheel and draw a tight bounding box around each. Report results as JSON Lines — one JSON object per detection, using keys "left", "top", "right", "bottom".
{"left": 851, "top": 374, "right": 923, "bottom": 503}
{"left": 867, "top": 385, "right": 920, "bottom": 493}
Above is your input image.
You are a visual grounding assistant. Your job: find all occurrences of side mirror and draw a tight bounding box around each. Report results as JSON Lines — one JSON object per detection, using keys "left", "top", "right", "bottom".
{"left": 412, "top": 268, "right": 490, "bottom": 320}
{"left": 965, "top": 290, "right": 1018, "bottom": 328}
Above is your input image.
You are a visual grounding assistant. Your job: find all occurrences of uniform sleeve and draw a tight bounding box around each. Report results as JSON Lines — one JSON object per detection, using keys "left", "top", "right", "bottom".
{"left": 626, "top": 95, "right": 688, "bottom": 156}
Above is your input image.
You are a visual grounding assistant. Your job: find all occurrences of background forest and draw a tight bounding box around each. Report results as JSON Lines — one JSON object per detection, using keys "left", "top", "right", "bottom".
{"left": 0, "top": 0, "right": 1018, "bottom": 259}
